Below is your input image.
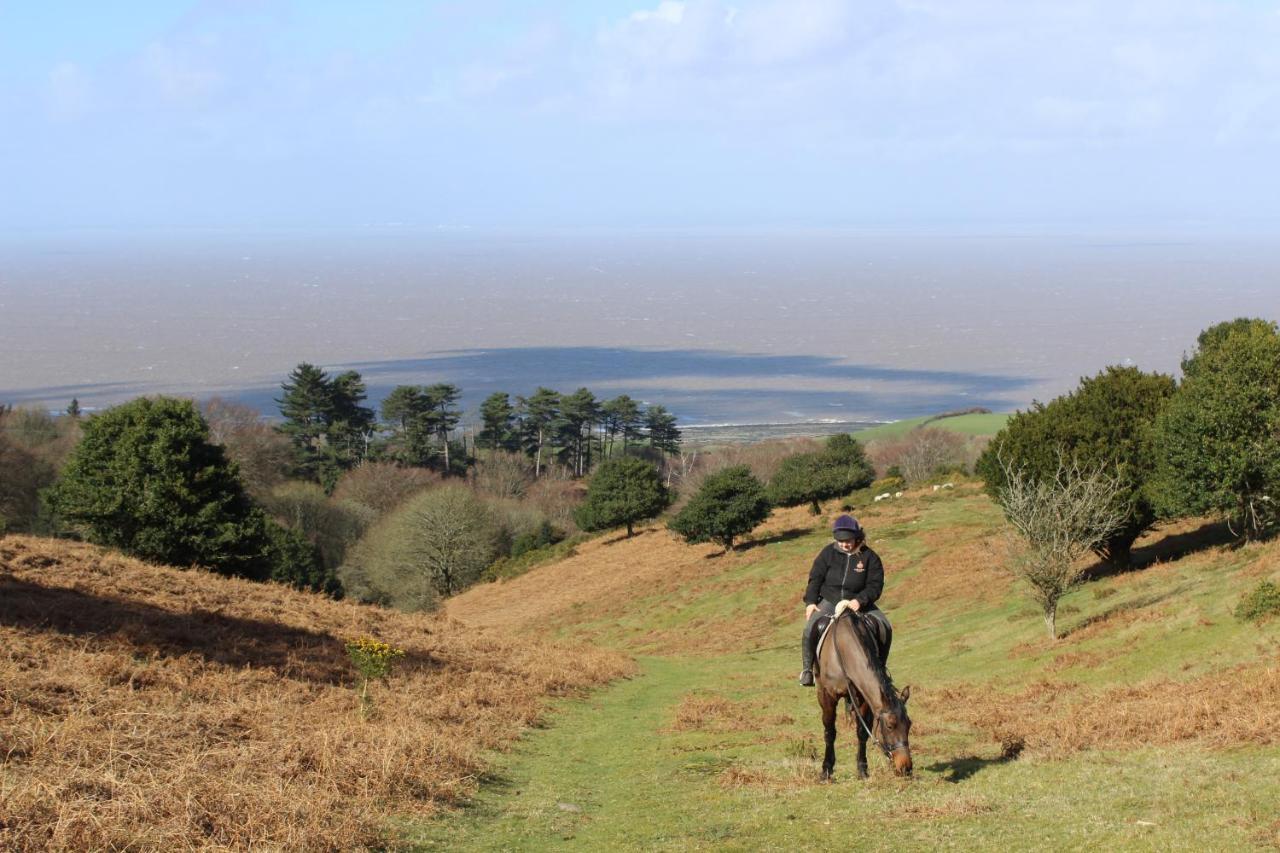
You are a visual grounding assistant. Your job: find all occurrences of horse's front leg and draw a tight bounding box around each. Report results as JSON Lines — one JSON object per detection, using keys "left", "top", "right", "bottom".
{"left": 820, "top": 690, "right": 838, "bottom": 781}
{"left": 855, "top": 697, "right": 871, "bottom": 780}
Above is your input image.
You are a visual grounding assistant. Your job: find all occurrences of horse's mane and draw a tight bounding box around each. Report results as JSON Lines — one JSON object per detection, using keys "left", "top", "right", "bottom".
{"left": 843, "top": 613, "right": 901, "bottom": 709}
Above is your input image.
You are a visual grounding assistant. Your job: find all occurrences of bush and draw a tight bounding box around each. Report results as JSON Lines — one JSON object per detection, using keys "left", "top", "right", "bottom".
{"left": 979, "top": 365, "right": 1176, "bottom": 566}
{"left": 574, "top": 457, "right": 671, "bottom": 537}
{"left": 330, "top": 462, "right": 439, "bottom": 514}
{"left": 263, "top": 481, "right": 375, "bottom": 575}
{"left": 202, "top": 397, "right": 294, "bottom": 500}
{"left": 45, "top": 398, "right": 286, "bottom": 581}
{"left": 768, "top": 434, "right": 875, "bottom": 514}
{"left": 1235, "top": 580, "right": 1280, "bottom": 622}
{"left": 338, "top": 485, "right": 502, "bottom": 611}
{"left": 1154, "top": 319, "right": 1280, "bottom": 540}
{"left": 668, "top": 465, "right": 771, "bottom": 553}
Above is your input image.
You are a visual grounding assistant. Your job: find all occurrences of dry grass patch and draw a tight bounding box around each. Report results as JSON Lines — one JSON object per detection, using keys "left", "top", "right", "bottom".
{"left": 926, "top": 661, "right": 1280, "bottom": 756}
{"left": 0, "top": 535, "right": 632, "bottom": 851}
{"left": 668, "top": 692, "right": 793, "bottom": 733}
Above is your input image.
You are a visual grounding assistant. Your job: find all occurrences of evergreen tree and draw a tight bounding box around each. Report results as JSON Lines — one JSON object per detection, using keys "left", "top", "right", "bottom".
{"left": 1153, "top": 319, "right": 1280, "bottom": 539}
{"left": 559, "top": 387, "right": 600, "bottom": 476}
{"left": 423, "top": 383, "right": 462, "bottom": 473}
{"left": 517, "top": 387, "right": 561, "bottom": 478}
{"left": 66, "top": 398, "right": 81, "bottom": 418}
{"left": 478, "top": 392, "right": 517, "bottom": 452}
{"left": 574, "top": 456, "right": 670, "bottom": 537}
{"left": 977, "top": 365, "right": 1176, "bottom": 565}
{"left": 381, "top": 385, "right": 435, "bottom": 467}
{"left": 769, "top": 433, "right": 875, "bottom": 514}
{"left": 602, "top": 395, "right": 642, "bottom": 455}
{"left": 328, "top": 370, "right": 376, "bottom": 466}
{"left": 644, "top": 404, "right": 681, "bottom": 455}
{"left": 276, "top": 363, "right": 333, "bottom": 480}
{"left": 669, "top": 465, "right": 772, "bottom": 552}
{"left": 45, "top": 397, "right": 325, "bottom": 585}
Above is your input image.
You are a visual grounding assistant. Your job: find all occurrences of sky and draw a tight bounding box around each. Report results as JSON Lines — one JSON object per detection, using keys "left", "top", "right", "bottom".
{"left": 3, "top": 0, "right": 1280, "bottom": 232}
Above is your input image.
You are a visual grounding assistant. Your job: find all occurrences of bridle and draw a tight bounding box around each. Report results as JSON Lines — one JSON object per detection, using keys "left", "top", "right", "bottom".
{"left": 827, "top": 612, "right": 909, "bottom": 762}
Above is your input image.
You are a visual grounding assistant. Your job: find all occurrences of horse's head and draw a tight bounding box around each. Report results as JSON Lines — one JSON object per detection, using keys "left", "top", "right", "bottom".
{"left": 877, "top": 684, "right": 913, "bottom": 776}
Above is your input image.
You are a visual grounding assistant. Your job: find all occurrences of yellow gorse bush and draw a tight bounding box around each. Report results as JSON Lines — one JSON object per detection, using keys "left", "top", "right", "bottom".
{"left": 345, "top": 636, "right": 406, "bottom": 681}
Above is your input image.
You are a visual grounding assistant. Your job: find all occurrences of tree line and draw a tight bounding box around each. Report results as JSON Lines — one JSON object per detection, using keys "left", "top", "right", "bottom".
{"left": 274, "top": 363, "right": 682, "bottom": 488}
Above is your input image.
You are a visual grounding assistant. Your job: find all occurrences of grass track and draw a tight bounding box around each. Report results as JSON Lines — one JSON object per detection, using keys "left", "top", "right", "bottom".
{"left": 852, "top": 412, "right": 1010, "bottom": 442}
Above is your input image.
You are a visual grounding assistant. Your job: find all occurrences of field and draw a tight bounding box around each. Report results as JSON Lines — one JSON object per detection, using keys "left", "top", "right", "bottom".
{"left": 850, "top": 411, "right": 1011, "bottom": 443}
{"left": 434, "top": 486, "right": 1280, "bottom": 850}
{"left": 4, "top": 483, "right": 1278, "bottom": 850}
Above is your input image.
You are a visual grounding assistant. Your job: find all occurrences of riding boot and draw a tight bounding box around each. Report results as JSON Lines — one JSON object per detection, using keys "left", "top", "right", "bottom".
{"left": 799, "top": 624, "right": 815, "bottom": 686}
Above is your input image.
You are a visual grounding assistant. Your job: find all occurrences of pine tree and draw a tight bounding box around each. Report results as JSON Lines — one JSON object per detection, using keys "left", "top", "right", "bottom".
{"left": 276, "top": 363, "right": 334, "bottom": 481}
{"left": 644, "top": 404, "right": 681, "bottom": 456}
{"left": 518, "top": 387, "right": 561, "bottom": 478}
{"left": 559, "top": 388, "right": 600, "bottom": 476}
{"left": 478, "top": 392, "right": 517, "bottom": 452}
{"left": 669, "top": 465, "right": 771, "bottom": 553}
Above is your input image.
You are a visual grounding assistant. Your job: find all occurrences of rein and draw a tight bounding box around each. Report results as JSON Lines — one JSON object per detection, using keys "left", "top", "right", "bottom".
{"left": 827, "top": 612, "right": 903, "bottom": 762}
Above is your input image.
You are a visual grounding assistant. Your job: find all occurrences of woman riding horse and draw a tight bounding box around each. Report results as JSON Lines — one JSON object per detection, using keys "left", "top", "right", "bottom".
{"left": 799, "top": 514, "right": 890, "bottom": 686}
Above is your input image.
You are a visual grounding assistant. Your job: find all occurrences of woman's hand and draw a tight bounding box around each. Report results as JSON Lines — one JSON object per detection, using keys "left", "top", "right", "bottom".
{"left": 839, "top": 599, "right": 861, "bottom": 612}
{"left": 805, "top": 603, "right": 818, "bottom": 620}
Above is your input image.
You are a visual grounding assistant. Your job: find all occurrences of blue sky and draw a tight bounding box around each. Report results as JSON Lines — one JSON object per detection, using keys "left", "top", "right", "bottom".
{"left": 3, "top": 0, "right": 1279, "bottom": 232}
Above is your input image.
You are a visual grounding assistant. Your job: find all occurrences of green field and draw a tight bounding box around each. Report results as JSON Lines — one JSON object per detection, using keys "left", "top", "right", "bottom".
{"left": 852, "top": 412, "right": 1011, "bottom": 442}
{"left": 417, "top": 487, "right": 1280, "bottom": 851}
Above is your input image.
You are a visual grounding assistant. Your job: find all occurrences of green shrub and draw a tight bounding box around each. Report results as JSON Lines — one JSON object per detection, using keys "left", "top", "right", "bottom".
{"left": 669, "top": 465, "right": 771, "bottom": 553}
{"left": 1235, "top": 580, "right": 1280, "bottom": 622}
{"left": 574, "top": 457, "right": 670, "bottom": 538}
{"left": 768, "top": 434, "right": 874, "bottom": 515}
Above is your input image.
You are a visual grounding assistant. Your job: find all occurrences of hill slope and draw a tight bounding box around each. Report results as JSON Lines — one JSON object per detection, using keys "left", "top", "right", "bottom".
{"left": 0, "top": 535, "right": 630, "bottom": 851}
{"left": 436, "top": 485, "right": 1280, "bottom": 849}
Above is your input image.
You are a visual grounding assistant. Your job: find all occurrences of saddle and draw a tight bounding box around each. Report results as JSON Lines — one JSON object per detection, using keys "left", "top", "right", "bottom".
{"left": 812, "top": 607, "right": 892, "bottom": 676}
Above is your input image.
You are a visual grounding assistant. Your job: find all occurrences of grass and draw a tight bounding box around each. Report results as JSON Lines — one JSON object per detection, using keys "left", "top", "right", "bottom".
{"left": 852, "top": 412, "right": 1010, "bottom": 442}
{"left": 435, "top": 483, "right": 1280, "bottom": 850}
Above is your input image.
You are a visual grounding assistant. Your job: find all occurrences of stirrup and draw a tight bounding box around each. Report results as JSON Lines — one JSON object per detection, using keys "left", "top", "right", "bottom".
{"left": 798, "top": 669, "right": 814, "bottom": 687}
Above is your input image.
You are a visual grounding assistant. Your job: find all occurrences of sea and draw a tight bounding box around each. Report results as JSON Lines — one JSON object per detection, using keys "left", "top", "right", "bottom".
{"left": 3, "top": 227, "right": 1278, "bottom": 429}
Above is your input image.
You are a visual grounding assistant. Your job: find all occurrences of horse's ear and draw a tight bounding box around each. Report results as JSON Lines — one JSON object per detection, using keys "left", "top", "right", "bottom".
{"left": 899, "top": 685, "right": 911, "bottom": 703}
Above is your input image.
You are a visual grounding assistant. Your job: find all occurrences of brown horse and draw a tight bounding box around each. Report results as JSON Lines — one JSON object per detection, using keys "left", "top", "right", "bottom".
{"left": 815, "top": 610, "right": 913, "bottom": 780}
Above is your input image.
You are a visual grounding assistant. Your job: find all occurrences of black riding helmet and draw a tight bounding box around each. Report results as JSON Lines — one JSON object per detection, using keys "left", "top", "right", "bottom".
{"left": 832, "top": 514, "right": 863, "bottom": 542}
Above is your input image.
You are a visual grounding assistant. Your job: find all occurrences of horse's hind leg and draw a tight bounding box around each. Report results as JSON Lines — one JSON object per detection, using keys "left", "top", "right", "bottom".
{"left": 855, "top": 698, "right": 871, "bottom": 780}
{"left": 820, "top": 690, "right": 838, "bottom": 781}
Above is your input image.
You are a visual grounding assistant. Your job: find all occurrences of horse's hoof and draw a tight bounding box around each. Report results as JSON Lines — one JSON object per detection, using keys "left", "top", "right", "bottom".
{"left": 820, "top": 770, "right": 833, "bottom": 783}
{"left": 856, "top": 764, "right": 869, "bottom": 780}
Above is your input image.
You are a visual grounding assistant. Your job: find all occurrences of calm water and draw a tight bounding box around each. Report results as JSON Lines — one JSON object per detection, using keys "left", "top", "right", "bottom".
{"left": 3, "top": 228, "right": 1278, "bottom": 424}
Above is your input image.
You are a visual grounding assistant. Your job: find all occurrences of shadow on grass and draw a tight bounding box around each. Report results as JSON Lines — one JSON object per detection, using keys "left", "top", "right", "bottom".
{"left": 0, "top": 576, "right": 439, "bottom": 683}
{"left": 925, "top": 746, "right": 1022, "bottom": 783}
{"left": 737, "top": 528, "right": 813, "bottom": 552}
{"left": 1083, "top": 520, "right": 1238, "bottom": 582}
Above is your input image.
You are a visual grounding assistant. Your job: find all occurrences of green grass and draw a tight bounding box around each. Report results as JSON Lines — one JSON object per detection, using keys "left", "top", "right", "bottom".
{"left": 853, "top": 412, "right": 1010, "bottom": 442}
{"left": 412, "top": 489, "right": 1280, "bottom": 850}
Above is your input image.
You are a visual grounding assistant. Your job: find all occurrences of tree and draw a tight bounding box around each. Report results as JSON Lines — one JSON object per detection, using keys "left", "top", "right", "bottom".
{"left": 276, "top": 364, "right": 374, "bottom": 488}
{"left": 423, "top": 383, "right": 462, "bottom": 473}
{"left": 338, "top": 485, "right": 502, "bottom": 610}
{"left": 478, "top": 392, "right": 518, "bottom": 452}
{"left": 645, "top": 405, "right": 682, "bottom": 456}
{"left": 381, "top": 385, "right": 435, "bottom": 467}
{"left": 994, "top": 451, "right": 1126, "bottom": 639}
{"left": 601, "top": 395, "right": 642, "bottom": 456}
{"left": 45, "top": 397, "right": 315, "bottom": 583}
{"left": 66, "top": 398, "right": 81, "bottom": 418}
{"left": 202, "top": 397, "right": 293, "bottom": 500}
{"left": 669, "top": 465, "right": 772, "bottom": 553}
{"left": 1153, "top": 318, "right": 1280, "bottom": 539}
{"left": 769, "top": 433, "right": 876, "bottom": 514}
{"left": 559, "top": 388, "right": 600, "bottom": 477}
{"left": 574, "top": 457, "right": 670, "bottom": 538}
{"left": 518, "top": 387, "right": 561, "bottom": 478}
{"left": 977, "top": 365, "right": 1176, "bottom": 565}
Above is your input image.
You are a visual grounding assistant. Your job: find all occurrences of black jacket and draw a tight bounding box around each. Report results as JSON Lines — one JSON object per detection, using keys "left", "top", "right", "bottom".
{"left": 803, "top": 543, "right": 883, "bottom": 609}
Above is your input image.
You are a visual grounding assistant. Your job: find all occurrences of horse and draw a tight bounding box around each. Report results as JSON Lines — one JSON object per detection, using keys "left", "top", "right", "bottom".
{"left": 814, "top": 608, "right": 913, "bottom": 780}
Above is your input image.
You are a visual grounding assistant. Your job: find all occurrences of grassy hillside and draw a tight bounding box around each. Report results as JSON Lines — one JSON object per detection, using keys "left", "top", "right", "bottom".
{"left": 852, "top": 411, "right": 1010, "bottom": 442}
{"left": 434, "top": 485, "right": 1280, "bottom": 850}
{"left": 0, "top": 536, "right": 630, "bottom": 851}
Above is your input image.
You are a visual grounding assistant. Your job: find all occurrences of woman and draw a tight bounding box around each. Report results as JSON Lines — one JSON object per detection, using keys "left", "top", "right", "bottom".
{"left": 798, "top": 514, "right": 887, "bottom": 686}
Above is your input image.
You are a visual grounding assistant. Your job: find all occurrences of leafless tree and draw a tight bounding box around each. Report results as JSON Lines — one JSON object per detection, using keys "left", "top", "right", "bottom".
{"left": 996, "top": 450, "right": 1127, "bottom": 640}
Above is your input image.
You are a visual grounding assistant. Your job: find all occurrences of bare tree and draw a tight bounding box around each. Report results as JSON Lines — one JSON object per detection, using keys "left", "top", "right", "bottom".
{"left": 897, "top": 427, "right": 967, "bottom": 484}
{"left": 996, "top": 450, "right": 1127, "bottom": 640}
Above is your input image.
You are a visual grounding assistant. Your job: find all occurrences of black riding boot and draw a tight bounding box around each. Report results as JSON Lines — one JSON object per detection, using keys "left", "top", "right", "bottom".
{"left": 799, "top": 618, "right": 818, "bottom": 686}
